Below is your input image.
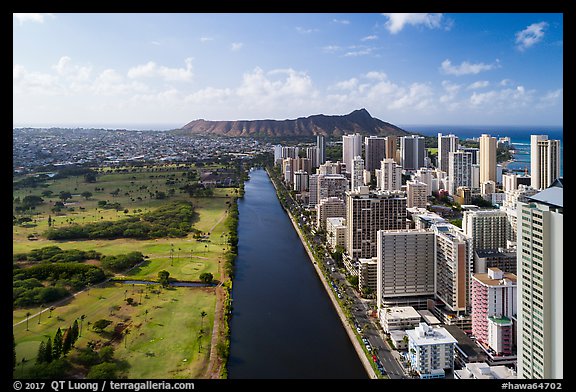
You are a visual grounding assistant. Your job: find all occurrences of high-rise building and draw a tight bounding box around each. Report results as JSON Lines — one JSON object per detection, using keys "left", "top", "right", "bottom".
{"left": 433, "top": 223, "right": 473, "bottom": 313}
{"left": 406, "top": 323, "right": 457, "bottom": 379}
{"left": 342, "top": 133, "right": 363, "bottom": 173}
{"left": 462, "top": 209, "right": 508, "bottom": 251}
{"left": 316, "top": 134, "right": 326, "bottom": 165}
{"left": 479, "top": 134, "right": 497, "bottom": 184}
{"left": 281, "top": 145, "right": 299, "bottom": 159}
{"left": 376, "top": 229, "right": 435, "bottom": 310}
{"left": 316, "top": 197, "right": 346, "bottom": 229}
{"left": 346, "top": 187, "right": 407, "bottom": 262}
{"left": 365, "top": 136, "right": 387, "bottom": 172}
{"left": 400, "top": 135, "right": 426, "bottom": 171}
{"left": 530, "top": 135, "right": 561, "bottom": 190}
{"left": 461, "top": 147, "right": 480, "bottom": 165}
{"left": 305, "top": 146, "right": 319, "bottom": 169}
{"left": 351, "top": 155, "right": 365, "bottom": 192}
{"left": 406, "top": 180, "right": 428, "bottom": 208}
{"left": 413, "top": 167, "right": 435, "bottom": 196}
{"left": 438, "top": 133, "right": 459, "bottom": 174}
{"left": 318, "top": 174, "right": 348, "bottom": 204}
{"left": 448, "top": 150, "right": 472, "bottom": 195}
{"left": 282, "top": 158, "right": 294, "bottom": 185}
{"left": 471, "top": 268, "right": 517, "bottom": 356}
{"left": 471, "top": 164, "right": 481, "bottom": 190}
{"left": 385, "top": 135, "right": 399, "bottom": 163}
{"left": 358, "top": 257, "right": 378, "bottom": 295}
{"left": 326, "top": 217, "right": 346, "bottom": 251}
{"left": 379, "top": 158, "right": 402, "bottom": 191}
{"left": 308, "top": 174, "right": 318, "bottom": 207}
{"left": 481, "top": 180, "right": 496, "bottom": 196}
{"left": 293, "top": 170, "right": 309, "bottom": 192}
{"left": 474, "top": 248, "right": 518, "bottom": 275}
{"left": 501, "top": 185, "right": 539, "bottom": 244}
{"left": 318, "top": 160, "right": 345, "bottom": 175}
{"left": 516, "top": 179, "right": 563, "bottom": 379}
{"left": 273, "top": 145, "right": 283, "bottom": 165}
{"left": 454, "top": 186, "right": 472, "bottom": 206}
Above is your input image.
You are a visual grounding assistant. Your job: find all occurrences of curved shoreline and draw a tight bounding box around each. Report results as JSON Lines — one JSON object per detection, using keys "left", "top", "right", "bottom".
{"left": 266, "top": 168, "right": 377, "bottom": 379}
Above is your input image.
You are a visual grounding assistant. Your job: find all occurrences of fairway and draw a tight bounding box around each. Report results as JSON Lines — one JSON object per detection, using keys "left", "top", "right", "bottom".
{"left": 13, "top": 164, "right": 237, "bottom": 378}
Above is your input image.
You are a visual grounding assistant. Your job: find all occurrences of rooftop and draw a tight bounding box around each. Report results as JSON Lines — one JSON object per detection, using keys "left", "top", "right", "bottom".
{"left": 455, "top": 362, "right": 517, "bottom": 379}
{"left": 444, "top": 325, "right": 488, "bottom": 362}
{"left": 528, "top": 178, "right": 563, "bottom": 208}
{"left": 382, "top": 306, "right": 421, "bottom": 320}
{"left": 406, "top": 323, "right": 457, "bottom": 346}
{"left": 417, "top": 310, "right": 441, "bottom": 325}
{"left": 472, "top": 272, "right": 517, "bottom": 287}
{"left": 488, "top": 315, "right": 513, "bottom": 325}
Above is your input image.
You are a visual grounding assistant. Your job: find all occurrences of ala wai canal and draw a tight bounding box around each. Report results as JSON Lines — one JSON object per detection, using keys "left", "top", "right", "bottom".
{"left": 227, "top": 169, "right": 366, "bottom": 379}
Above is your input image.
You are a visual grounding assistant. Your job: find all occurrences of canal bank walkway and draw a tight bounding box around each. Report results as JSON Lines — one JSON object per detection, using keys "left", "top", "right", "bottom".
{"left": 267, "top": 169, "right": 378, "bottom": 379}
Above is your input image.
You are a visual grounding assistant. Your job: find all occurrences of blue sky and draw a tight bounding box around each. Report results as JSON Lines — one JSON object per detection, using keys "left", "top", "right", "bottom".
{"left": 13, "top": 13, "right": 563, "bottom": 129}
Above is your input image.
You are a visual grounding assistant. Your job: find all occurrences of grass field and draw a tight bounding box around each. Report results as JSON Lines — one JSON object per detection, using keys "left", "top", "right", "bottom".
{"left": 13, "top": 164, "right": 235, "bottom": 378}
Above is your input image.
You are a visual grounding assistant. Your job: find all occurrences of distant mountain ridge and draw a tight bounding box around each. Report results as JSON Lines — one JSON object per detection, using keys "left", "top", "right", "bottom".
{"left": 173, "top": 109, "right": 411, "bottom": 138}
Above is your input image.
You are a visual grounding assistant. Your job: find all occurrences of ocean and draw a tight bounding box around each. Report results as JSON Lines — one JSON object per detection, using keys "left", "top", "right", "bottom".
{"left": 401, "top": 125, "right": 564, "bottom": 177}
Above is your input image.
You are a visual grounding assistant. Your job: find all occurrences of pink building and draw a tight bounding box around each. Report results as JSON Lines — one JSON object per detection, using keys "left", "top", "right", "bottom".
{"left": 471, "top": 268, "right": 517, "bottom": 355}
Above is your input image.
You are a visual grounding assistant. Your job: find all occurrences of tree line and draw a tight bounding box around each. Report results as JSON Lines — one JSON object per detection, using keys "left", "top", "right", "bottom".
{"left": 13, "top": 247, "right": 145, "bottom": 308}
{"left": 14, "top": 246, "right": 102, "bottom": 263}
{"left": 44, "top": 201, "right": 197, "bottom": 240}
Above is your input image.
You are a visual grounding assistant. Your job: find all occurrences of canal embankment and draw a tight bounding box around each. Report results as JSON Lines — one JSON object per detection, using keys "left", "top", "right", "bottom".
{"left": 266, "top": 167, "right": 377, "bottom": 379}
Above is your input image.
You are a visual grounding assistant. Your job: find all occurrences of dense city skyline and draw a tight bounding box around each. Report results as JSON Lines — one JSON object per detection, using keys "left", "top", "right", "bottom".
{"left": 13, "top": 13, "right": 563, "bottom": 129}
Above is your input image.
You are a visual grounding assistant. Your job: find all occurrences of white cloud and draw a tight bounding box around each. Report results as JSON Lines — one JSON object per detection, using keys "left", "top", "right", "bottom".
{"left": 381, "top": 13, "right": 447, "bottom": 34}
{"left": 231, "top": 42, "right": 244, "bottom": 51}
{"left": 13, "top": 64, "right": 59, "bottom": 95}
{"left": 325, "top": 72, "right": 435, "bottom": 114}
{"left": 296, "top": 26, "right": 319, "bottom": 34}
{"left": 365, "top": 71, "right": 387, "bottom": 81}
{"left": 200, "top": 36, "right": 214, "bottom": 43}
{"left": 467, "top": 80, "right": 490, "bottom": 90}
{"left": 469, "top": 85, "right": 534, "bottom": 111}
{"left": 439, "top": 80, "right": 462, "bottom": 103}
{"left": 515, "top": 22, "right": 548, "bottom": 51}
{"left": 127, "top": 58, "right": 193, "bottom": 82}
{"left": 536, "top": 88, "right": 562, "bottom": 108}
{"left": 440, "top": 59, "right": 499, "bottom": 76}
{"left": 52, "top": 56, "right": 92, "bottom": 82}
{"left": 332, "top": 78, "right": 359, "bottom": 91}
{"left": 361, "top": 35, "right": 378, "bottom": 41}
{"left": 333, "top": 19, "right": 350, "bottom": 25}
{"left": 322, "top": 45, "right": 341, "bottom": 53}
{"left": 13, "top": 13, "right": 54, "bottom": 24}
{"left": 344, "top": 46, "right": 374, "bottom": 57}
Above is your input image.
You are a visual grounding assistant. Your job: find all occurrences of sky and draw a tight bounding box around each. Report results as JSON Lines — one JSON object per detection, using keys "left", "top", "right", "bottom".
{"left": 13, "top": 13, "right": 563, "bottom": 129}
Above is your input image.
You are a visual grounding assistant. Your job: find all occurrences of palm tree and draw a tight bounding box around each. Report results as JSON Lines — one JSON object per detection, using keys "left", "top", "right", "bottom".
{"left": 79, "top": 314, "right": 86, "bottom": 337}
{"left": 200, "top": 311, "right": 207, "bottom": 330}
{"left": 38, "top": 305, "right": 44, "bottom": 324}
{"left": 25, "top": 312, "right": 31, "bottom": 331}
{"left": 124, "top": 329, "right": 130, "bottom": 348}
{"left": 49, "top": 306, "right": 55, "bottom": 318}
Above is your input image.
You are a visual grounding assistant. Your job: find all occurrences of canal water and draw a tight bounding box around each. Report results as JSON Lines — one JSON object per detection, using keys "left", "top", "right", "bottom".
{"left": 227, "top": 169, "right": 367, "bottom": 379}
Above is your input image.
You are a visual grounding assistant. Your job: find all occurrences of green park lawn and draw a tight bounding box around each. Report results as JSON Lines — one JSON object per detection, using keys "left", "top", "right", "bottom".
{"left": 14, "top": 282, "right": 216, "bottom": 378}
{"left": 13, "top": 164, "right": 234, "bottom": 378}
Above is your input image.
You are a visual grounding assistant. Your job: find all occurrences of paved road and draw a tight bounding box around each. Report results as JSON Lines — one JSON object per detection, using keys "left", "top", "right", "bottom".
{"left": 329, "top": 262, "right": 407, "bottom": 379}
{"left": 269, "top": 169, "right": 409, "bottom": 379}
